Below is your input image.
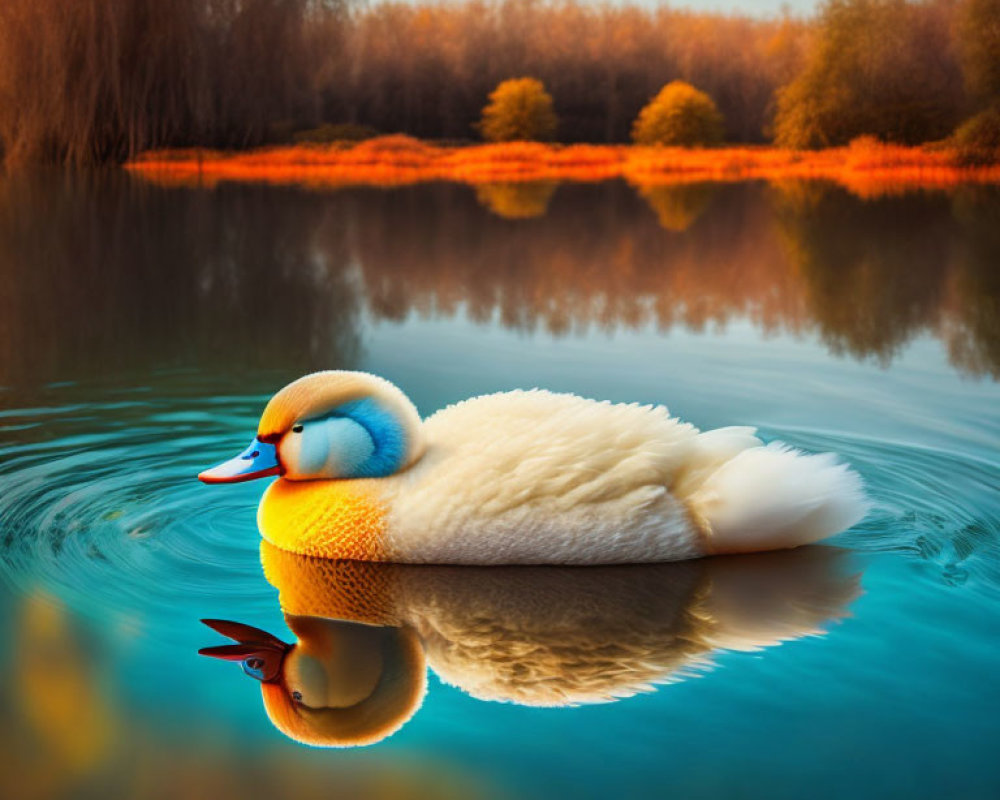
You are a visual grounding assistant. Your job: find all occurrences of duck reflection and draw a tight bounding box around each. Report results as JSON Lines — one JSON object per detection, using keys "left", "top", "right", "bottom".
{"left": 1, "top": 589, "right": 494, "bottom": 797}
{"left": 200, "top": 543, "right": 860, "bottom": 747}
{"left": 200, "top": 616, "right": 425, "bottom": 747}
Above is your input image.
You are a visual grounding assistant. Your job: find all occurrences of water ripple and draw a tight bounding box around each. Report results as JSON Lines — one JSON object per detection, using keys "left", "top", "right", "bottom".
{"left": 0, "top": 382, "right": 274, "bottom": 635}
{"left": 1, "top": 385, "right": 998, "bottom": 639}
{"left": 770, "top": 427, "right": 1000, "bottom": 594}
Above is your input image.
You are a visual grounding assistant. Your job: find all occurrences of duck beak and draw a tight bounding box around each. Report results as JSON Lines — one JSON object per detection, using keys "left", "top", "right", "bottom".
{"left": 199, "top": 619, "right": 291, "bottom": 683}
{"left": 198, "top": 438, "right": 281, "bottom": 484}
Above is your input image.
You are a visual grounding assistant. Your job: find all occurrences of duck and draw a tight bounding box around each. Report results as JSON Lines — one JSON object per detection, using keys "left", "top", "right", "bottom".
{"left": 199, "top": 542, "right": 861, "bottom": 747}
{"left": 198, "top": 370, "right": 869, "bottom": 563}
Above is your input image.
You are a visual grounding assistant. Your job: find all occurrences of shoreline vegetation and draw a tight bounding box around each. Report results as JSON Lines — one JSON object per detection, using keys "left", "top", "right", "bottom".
{"left": 127, "top": 137, "right": 1000, "bottom": 196}
{"left": 2, "top": 0, "right": 998, "bottom": 167}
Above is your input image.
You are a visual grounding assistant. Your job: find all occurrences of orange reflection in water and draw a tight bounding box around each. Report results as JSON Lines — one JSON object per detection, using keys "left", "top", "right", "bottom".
{"left": 1, "top": 590, "right": 495, "bottom": 800}
{"left": 1, "top": 174, "right": 997, "bottom": 387}
{"left": 474, "top": 181, "right": 558, "bottom": 219}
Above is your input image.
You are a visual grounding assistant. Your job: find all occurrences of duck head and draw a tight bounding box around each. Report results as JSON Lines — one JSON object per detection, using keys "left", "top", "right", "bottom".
{"left": 198, "top": 371, "right": 424, "bottom": 483}
{"left": 199, "top": 615, "right": 425, "bottom": 747}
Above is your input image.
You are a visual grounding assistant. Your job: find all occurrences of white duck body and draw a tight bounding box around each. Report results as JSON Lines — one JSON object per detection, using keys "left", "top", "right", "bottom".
{"left": 243, "top": 372, "right": 870, "bottom": 565}
{"left": 378, "top": 389, "right": 737, "bottom": 564}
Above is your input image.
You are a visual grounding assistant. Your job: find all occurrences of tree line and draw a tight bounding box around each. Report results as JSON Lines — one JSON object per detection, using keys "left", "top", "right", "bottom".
{"left": 0, "top": 0, "right": 996, "bottom": 164}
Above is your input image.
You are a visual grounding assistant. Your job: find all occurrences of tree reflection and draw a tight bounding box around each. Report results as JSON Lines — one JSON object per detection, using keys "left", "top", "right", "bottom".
{"left": 2, "top": 174, "right": 997, "bottom": 387}
{"left": 474, "top": 181, "right": 558, "bottom": 219}
{"left": 945, "top": 186, "right": 1000, "bottom": 379}
{"left": 772, "top": 181, "right": 953, "bottom": 366}
{"left": 0, "top": 172, "right": 362, "bottom": 387}
{"left": 352, "top": 181, "right": 806, "bottom": 338}
{"left": 634, "top": 181, "right": 716, "bottom": 232}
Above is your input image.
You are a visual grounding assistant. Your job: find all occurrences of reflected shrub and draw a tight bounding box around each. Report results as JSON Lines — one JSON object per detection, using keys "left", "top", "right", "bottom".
{"left": 474, "top": 182, "right": 558, "bottom": 219}
{"left": 635, "top": 183, "right": 716, "bottom": 231}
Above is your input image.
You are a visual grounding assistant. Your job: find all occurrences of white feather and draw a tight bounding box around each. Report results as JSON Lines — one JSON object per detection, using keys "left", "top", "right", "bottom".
{"left": 688, "top": 442, "right": 871, "bottom": 554}
{"left": 374, "top": 389, "right": 869, "bottom": 563}
{"left": 381, "top": 390, "right": 703, "bottom": 564}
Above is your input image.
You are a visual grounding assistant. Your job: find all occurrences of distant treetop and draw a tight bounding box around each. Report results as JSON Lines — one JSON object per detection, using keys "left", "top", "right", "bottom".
{"left": 478, "top": 78, "right": 558, "bottom": 143}
{"left": 632, "top": 81, "right": 724, "bottom": 147}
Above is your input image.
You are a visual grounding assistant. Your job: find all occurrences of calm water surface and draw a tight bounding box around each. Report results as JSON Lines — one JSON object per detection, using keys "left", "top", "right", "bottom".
{"left": 1, "top": 173, "right": 998, "bottom": 799}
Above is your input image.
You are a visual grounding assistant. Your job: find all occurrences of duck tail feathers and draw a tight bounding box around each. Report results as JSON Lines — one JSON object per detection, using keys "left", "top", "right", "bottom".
{"left": 688, "top": 442, "right": 870, "bottom": 554}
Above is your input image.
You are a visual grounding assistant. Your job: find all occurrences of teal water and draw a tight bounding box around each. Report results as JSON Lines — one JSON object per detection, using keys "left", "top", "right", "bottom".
{"left": 0, "top": 174, "right": 998, "bottom": 799}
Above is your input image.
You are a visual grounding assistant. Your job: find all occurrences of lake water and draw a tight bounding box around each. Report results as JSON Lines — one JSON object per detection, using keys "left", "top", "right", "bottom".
{"left": 1, "top": 172, "right": 998, "bottom": 799}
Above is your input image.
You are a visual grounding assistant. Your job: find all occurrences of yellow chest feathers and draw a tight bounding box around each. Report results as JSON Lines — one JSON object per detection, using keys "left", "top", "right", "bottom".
{"left": 258, "top": 479, "right": 390, "bottom": 560}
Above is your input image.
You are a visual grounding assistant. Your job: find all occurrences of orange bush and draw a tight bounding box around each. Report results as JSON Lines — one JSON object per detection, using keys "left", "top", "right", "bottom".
{"left": 632, "top": 81, "right": 724, "bottom": 146}
{"left": 127, "top": 139, "right": 1000, "bottom": 195}
{"left": 478, "top": 78, "right": 558, "bottom": 142}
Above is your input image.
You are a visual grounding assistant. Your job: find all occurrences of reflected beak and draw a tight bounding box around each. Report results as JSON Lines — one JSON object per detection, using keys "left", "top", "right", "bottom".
{"left": 198, "top": 438, "right": 282, "bottom": 484}
{"left": 199, "top": 618, "right": 291, "bottom": 683}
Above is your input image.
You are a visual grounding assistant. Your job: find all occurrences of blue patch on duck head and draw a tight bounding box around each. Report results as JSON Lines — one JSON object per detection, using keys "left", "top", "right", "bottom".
{"left": 313, "top": 396, "right": 409, "bottom": 478}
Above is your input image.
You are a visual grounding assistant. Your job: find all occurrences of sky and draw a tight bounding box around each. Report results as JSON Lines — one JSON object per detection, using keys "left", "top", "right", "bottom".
{"left": 424, "top": 0, "right": 823, "bottom": 18}
{"left": 419, "top": 0, "right": 821, "bottom": 20}
{"left": 634, "top": 0, "right": 816, "bottom": 15}
{"left": 715, "top": 0, "right": 813, "bottom": 13}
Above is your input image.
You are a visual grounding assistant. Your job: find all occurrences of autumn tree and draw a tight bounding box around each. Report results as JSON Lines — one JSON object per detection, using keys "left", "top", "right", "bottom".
{"left": 0, "top": 0, "right": 346, "bottom": 164}
{"left": 958, "top": 0, "right": 1000, "bottom": 107}
{"left": 631, "top": 81, "right": 724, "bottom": 146}
{"left": 952, "top": 0, "right": 1000, "bottom": 161}
{"left": 952, "top": 108, "right": 1000, "bottom": 163}
{"left": 0, "top": 0, "right": 976, "bottom": 162}
{"left": 773, "top": 0, "right": 963, "bottom": 148}
{"left": 478, "top": 78, "right": 558, "bottom": 142}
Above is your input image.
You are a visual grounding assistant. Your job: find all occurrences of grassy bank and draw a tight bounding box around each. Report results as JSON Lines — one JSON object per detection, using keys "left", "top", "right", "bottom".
{"left": 127, "top": 137, "right": 1000, "bottom": 197}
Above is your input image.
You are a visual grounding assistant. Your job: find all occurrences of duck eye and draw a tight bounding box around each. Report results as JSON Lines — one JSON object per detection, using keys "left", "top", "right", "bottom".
{"left": 241, "top": 658, "right": 266, "bottom": 680}
{"left": 292, "top": 424, "right": 304, "bottom": 434}
{"left": 291, "top": 690, "right": 302, "bottom": 702}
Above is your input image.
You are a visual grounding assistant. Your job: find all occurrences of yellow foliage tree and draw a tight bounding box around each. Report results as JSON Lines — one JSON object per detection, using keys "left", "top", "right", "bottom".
{"left": 958, "top": 0, "right": 1000, "bottom": 107}
{"left": 631, "top": 81, "right": 724, "bottom": 147}
{"left": 952, "top": 108, "right": 1000, "bottom": 164}
{"left": 773, "top": 0, "right": 963, "bottom": 148}
{"left": 478, "top": 78, "right": 557, "bottom": 142}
